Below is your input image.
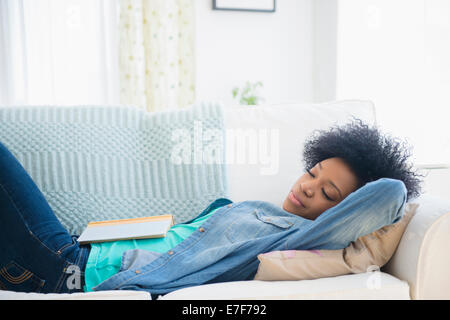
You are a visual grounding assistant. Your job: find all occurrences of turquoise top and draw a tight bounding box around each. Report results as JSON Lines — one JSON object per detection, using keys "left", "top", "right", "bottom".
{"left": 84, "top": 207, "right": 220, "bottom": 292}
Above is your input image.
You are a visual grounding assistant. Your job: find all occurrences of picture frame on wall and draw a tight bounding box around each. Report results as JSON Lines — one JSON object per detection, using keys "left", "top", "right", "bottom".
{"left": 213, "top": 0, "right": 276, "bottom": 13}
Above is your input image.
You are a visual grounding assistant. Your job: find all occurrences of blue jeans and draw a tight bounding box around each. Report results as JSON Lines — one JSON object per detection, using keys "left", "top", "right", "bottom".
{"left": 0, "top": 141, "right": 90, "bottom": 293}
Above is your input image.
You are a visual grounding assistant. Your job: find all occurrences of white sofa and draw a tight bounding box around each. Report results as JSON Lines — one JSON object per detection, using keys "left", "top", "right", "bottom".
{"left": 1, "top": 100, "right": 449, "bottom": 300}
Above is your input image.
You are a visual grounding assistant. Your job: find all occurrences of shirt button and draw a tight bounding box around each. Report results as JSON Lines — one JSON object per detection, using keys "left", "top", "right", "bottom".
{"left": 227, "top": 204, "right": 232, "bottom": 208}
{"left": 199, "top": 227, "right": 205, "bottom": 232}
{"left": 168, "top": 250, "right": 174, "bottom": 255}
{"left": 135, "top": 270, "right": 141, "bottom": 274}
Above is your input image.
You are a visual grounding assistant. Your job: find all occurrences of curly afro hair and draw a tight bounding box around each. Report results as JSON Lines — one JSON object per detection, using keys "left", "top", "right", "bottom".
{"left": 302, "top": 118, "right": 423, "bottom": 201}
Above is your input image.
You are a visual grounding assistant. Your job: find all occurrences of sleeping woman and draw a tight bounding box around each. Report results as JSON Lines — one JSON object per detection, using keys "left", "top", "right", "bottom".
{"left": 0, "top": 119, "right": 422, "bottom": 297}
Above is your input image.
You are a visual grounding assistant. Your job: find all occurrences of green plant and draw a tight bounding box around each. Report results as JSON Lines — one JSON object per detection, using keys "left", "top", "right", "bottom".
{"left": 232, "top": 81, "right": 264, "bottom": 105}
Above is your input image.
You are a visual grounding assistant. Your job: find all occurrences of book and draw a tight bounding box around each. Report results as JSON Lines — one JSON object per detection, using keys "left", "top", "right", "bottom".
{"left": 77, "top": 214, "right": 174, "bottom": 244}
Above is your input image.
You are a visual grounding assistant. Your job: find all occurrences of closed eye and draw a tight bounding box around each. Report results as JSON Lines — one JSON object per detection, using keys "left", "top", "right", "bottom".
{"left": 306, "top": 168, "right": 335, "bottom": 202}
{"left": 306, "top": 168, "right": 315, "bottom": 178}
{"left": 322, "top": 189, "right": 334, "bottom": 201}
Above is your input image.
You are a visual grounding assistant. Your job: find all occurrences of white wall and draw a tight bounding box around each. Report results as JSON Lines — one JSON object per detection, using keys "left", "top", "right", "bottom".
{"left": 313, "top": 0, "right": 338, "bottom": 103}
{"left": 335, "top": 0, "right": 450, "bottom": 165}
{"left": 194, "top": 0, "right": 314, "bottom": 106}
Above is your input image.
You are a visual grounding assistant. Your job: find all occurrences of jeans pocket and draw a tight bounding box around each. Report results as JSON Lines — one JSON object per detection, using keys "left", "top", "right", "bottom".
{"left": 0, "top": 261, "right": 45, "bottom": 293}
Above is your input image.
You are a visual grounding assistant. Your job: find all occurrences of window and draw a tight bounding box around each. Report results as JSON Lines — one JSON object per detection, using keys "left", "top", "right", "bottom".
{"left": 0, "top": 0, "right": 120, "bottom": 106}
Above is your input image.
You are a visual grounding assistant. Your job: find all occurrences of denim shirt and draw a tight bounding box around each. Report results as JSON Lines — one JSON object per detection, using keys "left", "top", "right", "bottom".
{"left": 92, "top": 178, "right": 407, "bottom": 297}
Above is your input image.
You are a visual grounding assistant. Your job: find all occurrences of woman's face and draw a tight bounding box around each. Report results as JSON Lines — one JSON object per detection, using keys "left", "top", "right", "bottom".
{"left": 283, "top": 157, "right": 360, "bottom": 220}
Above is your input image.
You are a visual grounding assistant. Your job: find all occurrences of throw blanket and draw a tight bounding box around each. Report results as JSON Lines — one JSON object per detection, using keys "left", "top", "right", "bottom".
{"left": 0, "top": 102, "right": 228, "bottom": 234}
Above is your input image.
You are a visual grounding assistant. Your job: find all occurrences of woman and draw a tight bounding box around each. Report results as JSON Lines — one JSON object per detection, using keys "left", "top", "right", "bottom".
{"left": 0, "top": 119, "right": 422, "bottom": 297}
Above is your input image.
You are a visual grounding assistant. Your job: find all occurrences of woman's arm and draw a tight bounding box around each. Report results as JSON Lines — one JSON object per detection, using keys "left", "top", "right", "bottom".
{"left": 293, "top": 177, "right": 408, "bottom": 250}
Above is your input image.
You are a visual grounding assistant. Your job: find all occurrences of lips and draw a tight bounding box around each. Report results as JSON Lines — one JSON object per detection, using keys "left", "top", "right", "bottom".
{"left": 289, "top": 190, "right": 305, "bottom": 208}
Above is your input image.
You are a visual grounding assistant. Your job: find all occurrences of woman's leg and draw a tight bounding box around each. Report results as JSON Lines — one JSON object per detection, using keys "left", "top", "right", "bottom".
{"left": 0, "top": 140, "right": 89, "bottom": 293}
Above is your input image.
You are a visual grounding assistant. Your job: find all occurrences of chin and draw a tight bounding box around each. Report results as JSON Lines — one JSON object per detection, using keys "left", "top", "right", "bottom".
{"left": 282, "top": 199, "right": 290, "bottom": 211}
{"left": 282, "top": 201, "right": 297, "bottom": 215}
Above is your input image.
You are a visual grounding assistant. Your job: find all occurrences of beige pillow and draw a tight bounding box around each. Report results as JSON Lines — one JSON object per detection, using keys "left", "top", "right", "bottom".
{"left": 254, "top": 202, "right": 419, "bottom": 281}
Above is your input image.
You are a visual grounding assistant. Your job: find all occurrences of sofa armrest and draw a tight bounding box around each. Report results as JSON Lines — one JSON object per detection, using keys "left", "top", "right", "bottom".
{"left": 382, "top": 194, "right": 450, "bottom": 299}
{"left": 158, "top": 272, "right": 409, "bottom": 300}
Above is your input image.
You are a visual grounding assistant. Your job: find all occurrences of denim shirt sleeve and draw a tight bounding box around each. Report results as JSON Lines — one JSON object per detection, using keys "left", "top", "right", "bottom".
{"left": 291, "top": 177, "right": 408, "bottom": 250}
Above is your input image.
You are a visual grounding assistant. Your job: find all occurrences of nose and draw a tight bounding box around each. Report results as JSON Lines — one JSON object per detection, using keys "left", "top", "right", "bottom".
{"left": 300, "top": 182, "right": 314, "bottom": 197}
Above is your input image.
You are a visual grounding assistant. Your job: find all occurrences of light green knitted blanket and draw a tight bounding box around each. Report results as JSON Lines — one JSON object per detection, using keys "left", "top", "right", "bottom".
{"left": 0, "top": 103, "right": 228, "bottom": 234}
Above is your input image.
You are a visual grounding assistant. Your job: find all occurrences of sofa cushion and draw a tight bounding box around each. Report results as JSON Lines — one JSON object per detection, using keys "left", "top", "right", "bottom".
{"left": 158, "top": 272, "right": 410, "bottom": 300}
{"left": 223, "top": 100, "right": 376, "bottom": 206}
{"left": 253, "top": 202, "right": 418, "bottom": 281}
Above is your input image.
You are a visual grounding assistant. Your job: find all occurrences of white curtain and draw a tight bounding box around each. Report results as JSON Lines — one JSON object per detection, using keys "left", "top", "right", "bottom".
{"left": 118, "top": 0, "right": 195, "bottom": 112}
{"left": 0, "top": 0, "right": 120, "bottom": 106}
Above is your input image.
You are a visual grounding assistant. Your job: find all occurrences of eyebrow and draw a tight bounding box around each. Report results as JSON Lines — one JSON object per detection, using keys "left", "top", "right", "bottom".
{"left": 318, "top": 162, "right": 343, "bottom": 199}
